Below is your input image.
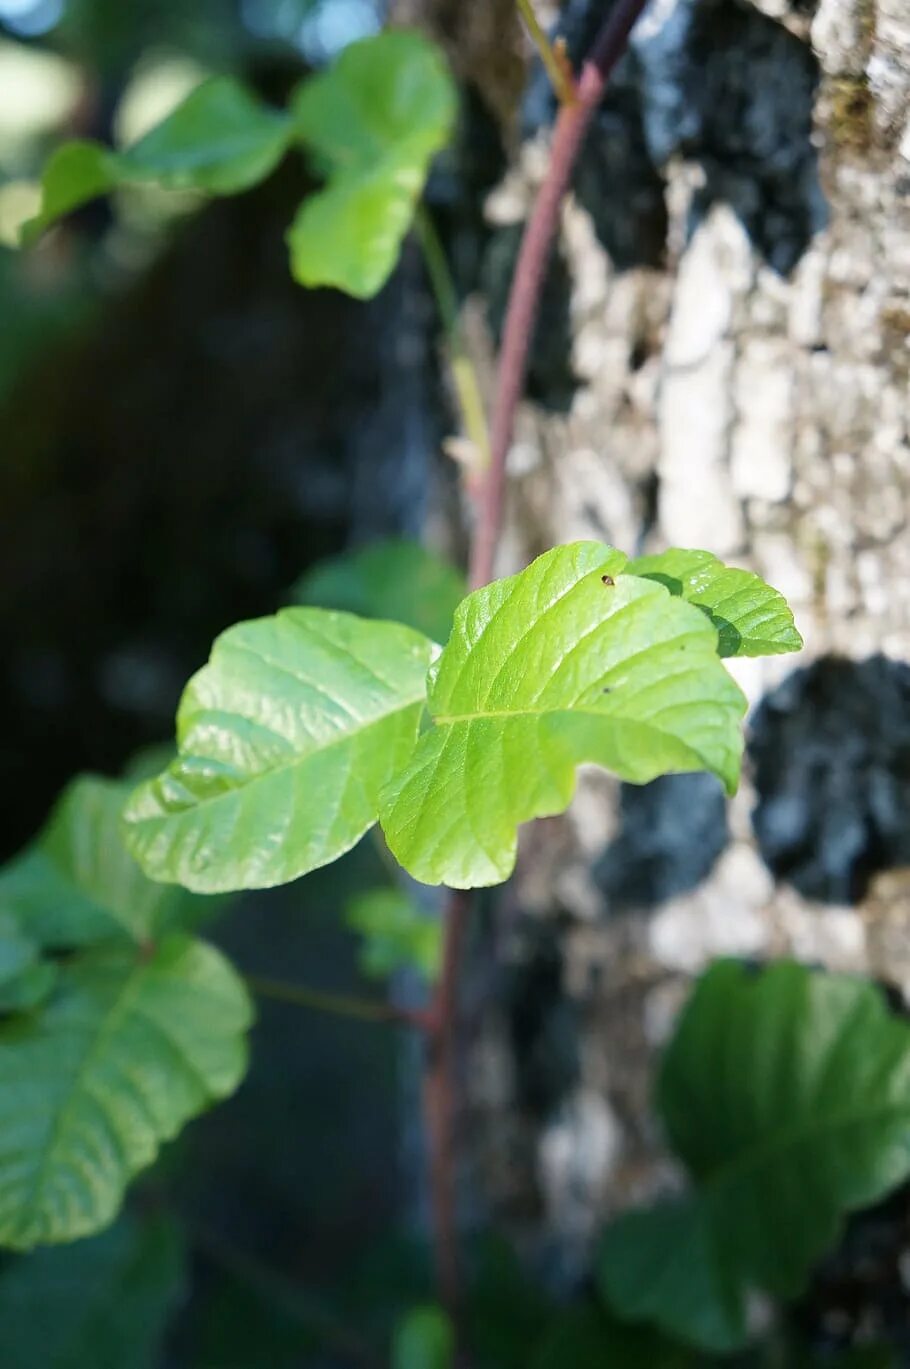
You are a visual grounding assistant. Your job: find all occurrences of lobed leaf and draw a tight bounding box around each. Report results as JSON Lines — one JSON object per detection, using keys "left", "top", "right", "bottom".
{"left": 123, "top": 609, "right": 436, "bottom": 893}
{"left": 625, "top": 548, "right": 803, "bottom": 658}
{"left": 23, "top": 77, "right": 291, "bottom": 242}
{"left": 0, "top": 1212, "right": 185, "bottom": 1368}
{"left": 0, "top": 933, "right": 251, "bottom": 1249}
{"left": 293, "top": 538, "right": 464, "bottom": 645}
{"left": 0, "top": 775, "right": 216, "bottom": 949}
{"left": 598, "top": 960, "right": 910, "bottom": 1351}
{"left": 380, "top": 543, "right": 747, "bottom": 888}
{"left": 287, "top": 30, "right": 456, "bottom": 298}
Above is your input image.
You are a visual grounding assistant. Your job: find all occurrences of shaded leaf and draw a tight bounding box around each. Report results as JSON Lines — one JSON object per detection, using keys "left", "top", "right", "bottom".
{"left": 599, "top": 961, "right": 910, "bottom": 1352}
{"left": 0, "top": 1212, "right": 185, "bottom": 1367}
{"left": 392, "top": 1305, "right": 454, "bottom": 1369}
{"left": 0, "top": 962, "right": 58, "bottom": 1014}
{"left": 293, "top": 538, "right": 464, "bottom": 644}
{"left": 124, "top": 609, "right": 435, "bottom": 893}
{"left": 380, "top": 543, "right": 746, "bottom": 888}
{"left": 288, "top": 30, "right": 456, "bottom": 297}
{"left": 625, "top": 549, "right": 802, "bottom": 658}
{"left": 0, "top": 933, "right": 251, "bottom": 1248}
{"left": 24, "top": 78, "right": 290, "bottom": 241}
{"left": 0, "top": 911, "right": 38, "bottom": 984}
{"left": 531, "top": 1304, "right": 694, "bottom": 1367}
{"left": 0, "top": 776, "right": 217, "bottom": 949}
{"left": 345, "top": 888, "right": 441, "bottom": 981}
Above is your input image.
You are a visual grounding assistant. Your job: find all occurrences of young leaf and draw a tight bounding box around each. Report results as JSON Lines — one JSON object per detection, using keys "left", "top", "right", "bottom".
{"left": 624, "top": 549, "right": 802, "bottom": 658}
{"left": 0, "top": 1213, "right": 185, "bottom": 1368}
{"left": 380, "top": 543, "right": 746, "bottom": 888}
{"left": 598, "top": 961, "right": 910, "bottom": 1352}
{"left": 293, "top": 538, "right": 465, "bottom": 645}
{"left": 123, "top": 609, "right": 435, "bottom": 893}
{"left": 23, "top": 78, "right": 291, "bottom": 242}
{"left": 392, "top": 1305, "right": 454, "bottom": 1369}
{"left": 0, "top": 933, "right": 251, "bottom": 1249}
{"left": 287, "top": 30, "right": 456, "bottom": 298}
{"left": 345, "top": 888, "right": 441, "bottom": 981}
{"left": 0, "top": 775, "right": 217, "bottom": 949}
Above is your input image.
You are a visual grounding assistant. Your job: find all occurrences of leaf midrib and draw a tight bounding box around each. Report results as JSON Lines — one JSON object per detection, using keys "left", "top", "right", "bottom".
{"left": 149, "top": 689, "right": 426, "bottom": 822}
{"left": 694, "top": 1097, "right": 910, "bottom": 1202}
{"left": 20, "top": 959, "right": 147, "bottom": 1239}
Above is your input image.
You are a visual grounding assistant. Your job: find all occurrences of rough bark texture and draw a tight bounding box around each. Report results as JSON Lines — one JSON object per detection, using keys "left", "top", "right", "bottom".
{"left": 412, "top": 0, "right": 910, "bottom": 1311}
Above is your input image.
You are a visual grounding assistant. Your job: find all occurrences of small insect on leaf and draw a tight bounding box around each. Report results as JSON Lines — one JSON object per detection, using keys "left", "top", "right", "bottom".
{"left": 601, "top": 574, "right": 615, "bottom": 586}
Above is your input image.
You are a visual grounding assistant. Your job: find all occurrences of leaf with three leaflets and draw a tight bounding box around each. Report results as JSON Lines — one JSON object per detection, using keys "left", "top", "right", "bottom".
{"left": 0, "top": 933, "right": 251, "bottom": 1249}
{"left": 23, "top": 78, "right": 291, "bottom": 242}
{"left": 598, "top": 961, "right": 910, "bottom": 1352}
{"left": 380, "top": 543, "right": 747, "bottom": 888}
{"left": 124, "top": 609, "right": 435, "bottom": 893}
{"left": 625, "top": 549, "right": 803, "bottom": 658}
{"left": 288, "top": 30, "right": 456, "bottom": 297}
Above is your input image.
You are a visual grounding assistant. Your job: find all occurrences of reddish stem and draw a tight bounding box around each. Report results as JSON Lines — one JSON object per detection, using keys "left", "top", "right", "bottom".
{"left": 469, "top": 0, "right": 653, "bottom": 590}
{"left": 423, "top": 889, "right": 471, "bottom": 1316}
{"left": 424, "top": 0, "right": 653, "bottom": 1342}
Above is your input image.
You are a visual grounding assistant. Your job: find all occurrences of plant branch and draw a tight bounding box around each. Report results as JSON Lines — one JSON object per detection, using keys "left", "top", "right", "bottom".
{"left": 422, "top": 0, "right": 651, "bottom": 1346}
{"left": 423, "top": 889, "right": 471, "bottom": 1318}
{"left": 415, "top": 207, "right": 491, "bottom": 476}
{"left": 516, "top": 0, "right": 576, "bottom": 106}
{"left": 247, "top": 973, "right": 427, "bottom": 1029}
{"left": 469, "top": 0, "right": 652, "bottom": 589}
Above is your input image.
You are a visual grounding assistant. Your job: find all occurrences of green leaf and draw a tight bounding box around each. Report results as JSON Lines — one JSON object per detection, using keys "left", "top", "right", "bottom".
{"left": 293, "top": 539, "right": 465, "bottom": 645}
{"left": 287, "top": 30, "right": 456, "bottom": 297}
{"left": 0, "top": 912, "right": 39, "bottom": 984}
{"left": 624, "top": 549, "right": 803, "bottom": 657}
{"left": 345, "top": 888, "right": 441, "bottom": 981}
{"left": 20, "top": 141, "right": 117, "bottom": 244}
{"left": 123, "top": 609, "right": 435, "bottom": 893}
{"left": 0, "top": 933, "right": 251, "bottom": 1249}
{"left": 380, "top": 542, "right": 746, "bottom": 888}
{"left": 531, "top": 1305, "right": 693, "bottom": 1368}
{"left": 392, "top": 1305, "right": 454, "bottom": 1369}
{"left": 0, "top": 1213, "right": 185, "bottom": 1367}
{"left": 0, "top": 962, "right": 58, "bottom": 1014}
{"left": 24, "top": 78, "right": 290, "bottom": 241}
{"left": 0, "top": 776, "right": 217, "bottom": 949}
{"left": 598, "top": 961, "right": 910, "bottom": 1352}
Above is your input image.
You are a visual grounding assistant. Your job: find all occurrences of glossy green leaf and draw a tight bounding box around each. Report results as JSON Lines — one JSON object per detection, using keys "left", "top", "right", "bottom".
{"left": 24, "top": 78, "right": 291, "bottom": 241}
{"left": 380, "top": 543, "right": 747, "bottom": 888}
{"left": 625, "top": 549, "right": 803, "bottom": 658}
{"left": 287, "top": 30, "right": 456, "bottom": 297}
{"left": 0, "top": 776, "right": 216, "bottom": 949}
{"left": 293, "top": 538, "right": 464, "bottom": 645}
{"left": 0, "top": 933, "right": 251, "bottom": 1249}
{"left": 0, "top": 1213, "right": 185, "bottom": 1367}
{"left": 598, "top": 961, "right": 910, "bottom": 1352}
{"left": 392, "top": 1305, "right": 454, "bottom": 1369}
{"left": 123, "top": 609, "right": 435, "bottom": 893}
{"left": 345, "top": 888, "right": 441, "bottom": 981}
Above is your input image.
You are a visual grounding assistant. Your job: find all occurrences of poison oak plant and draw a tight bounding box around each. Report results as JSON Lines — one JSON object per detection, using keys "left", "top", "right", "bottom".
{"left": 5, "top": 11, "right": 908, "bottom": 1368}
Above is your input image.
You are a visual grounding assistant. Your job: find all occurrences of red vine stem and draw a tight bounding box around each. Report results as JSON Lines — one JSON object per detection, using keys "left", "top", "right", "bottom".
{"left": 425, "top": 0, "right": 653, "bottom": 1342}
{"left": 469, "top": 0, "right": 653, "bottom": 590}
